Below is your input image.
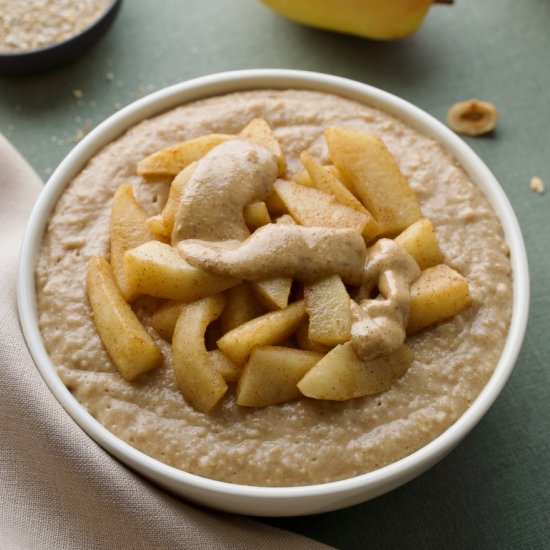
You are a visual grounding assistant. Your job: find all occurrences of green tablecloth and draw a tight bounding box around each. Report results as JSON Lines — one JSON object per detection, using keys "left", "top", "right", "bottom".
{"left": 1, "top": 1, "right": 548, "bottom": 547}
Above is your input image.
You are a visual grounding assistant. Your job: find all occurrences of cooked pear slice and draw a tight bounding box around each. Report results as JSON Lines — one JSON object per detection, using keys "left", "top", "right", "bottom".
{"left": 147, "top": 162, "right": 197, "bottom": 238}
{"left": 407, "top": 264, "right": 472, "bottom": 334}
{"left": 236, "top": 346, "right": 323, "bottom": 407}
{"left": 136, "top": 134, "right": 233, "bottom": 178}
{"left": 395, "top": 217, "right": 444, "bottom": 270}
{"left": 124, "top": 240, "right": 238, "bottom": 302}
{"left": 172, "top": 294, "right": 228, "bottom": 412}
{"left": 304, "top": 274, "right": 352, "bottom": 346}
{"left": 298, "top": 342, "right": 412, "bottom": 401}
{"left": 219, "top": 283, "right": 263, "bottom": 334}
{"left": 325, "top": 127, "right": 422, "bottom": 236}
{"left": 290, "top": 169, "right": 315, "bottom": 187}
{"left": 249, "top": 212, "right": 294, "bottom": 310}
{"left": 272, "top": 179, "right": 368, "bottom": 235}
{"left": 208, "top": 349, "right": 241, "bottom": 383}
{"left": 251, "top": 277, "right": 292, "bottom": 310}
{"left": 295, "top": 324, "right": 332, "bottom": 354}
{"left": 86, "top": 256, "right": 163, "bottom": 381}
{"left": 243, "top": 201, "right": 271, "bottom": 231}
{"left": 145, "top": 214, "right": 168, "bottom": 239}
{"left": 217, "top": 300, "right": 307, "bottom": 365}
{"left": 151, "top": 300, "right": 185, "bottom": 341}
{"left": 110, "top": 184, "right": 158, "bottom": 302}
{"left": 300, "top": 151, "right": 380, "bottom": 243}
{"left": 239, "top": 118, "right": 286, "bottom": 176}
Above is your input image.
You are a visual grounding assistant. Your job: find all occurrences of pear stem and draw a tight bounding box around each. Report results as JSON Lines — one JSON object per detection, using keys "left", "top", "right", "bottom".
{"left": 434, "top": 0, "right": 454, "bottom": 4}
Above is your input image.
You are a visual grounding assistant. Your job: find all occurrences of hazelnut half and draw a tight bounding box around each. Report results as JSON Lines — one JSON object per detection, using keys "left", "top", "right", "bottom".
{"left": 447, "top": 99, "right": 499, "bottom": 136}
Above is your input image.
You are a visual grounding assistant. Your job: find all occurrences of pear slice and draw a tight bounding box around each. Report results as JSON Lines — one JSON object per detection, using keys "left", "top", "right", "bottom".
{"left": 172, "top": 295, "right": 228, "bottom": 412}
{"left": 272, "top": 178, "right": 368, "bottom": 235}
{"left": 298, "top": 342, "right": 412, "bottom": 401}
{"left": 325, "top": 127, "right": 422, "bottom": 236}
{"left": 236, "top": 346, "right": 323, "bottom": 407}
{"left": 137, "top": 134, "right": 233, "bottom": 178}
{"left": 86, "top": 256, "right": 163, "bottom": 381}
{"left": 407, "top": 264, "right": 472, "bottom": 334}
{"left": 110, "top": 183, "right": 158, "bottom": 302}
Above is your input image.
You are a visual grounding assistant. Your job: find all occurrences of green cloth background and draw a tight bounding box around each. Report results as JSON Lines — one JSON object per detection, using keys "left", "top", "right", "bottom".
{"left": 1, "top": 0, "right": 548, "bottom": 547}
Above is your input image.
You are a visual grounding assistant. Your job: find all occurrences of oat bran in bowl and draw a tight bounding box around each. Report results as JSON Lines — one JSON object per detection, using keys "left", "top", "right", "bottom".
{"left": 18, "top": 69, "right": 529, "bottom": 516}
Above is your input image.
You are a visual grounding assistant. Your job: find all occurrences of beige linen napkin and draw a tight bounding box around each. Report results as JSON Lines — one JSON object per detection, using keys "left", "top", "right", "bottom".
{"left": 0, "top": 134, "right": 330, "bottom": 550}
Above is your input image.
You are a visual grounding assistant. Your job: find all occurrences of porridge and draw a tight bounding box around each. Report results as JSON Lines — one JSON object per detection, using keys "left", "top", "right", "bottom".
{"left": 36, "top": 90, "right": 512, "bottom": 486}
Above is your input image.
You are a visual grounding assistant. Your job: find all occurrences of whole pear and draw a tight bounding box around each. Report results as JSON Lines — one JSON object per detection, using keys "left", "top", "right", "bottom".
{"left": 260, "top": 0, "right": 449, "bottom": 40}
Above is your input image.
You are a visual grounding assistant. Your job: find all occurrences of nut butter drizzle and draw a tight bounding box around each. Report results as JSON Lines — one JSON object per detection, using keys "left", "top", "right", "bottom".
{"left": 174, "top": 138, "right": 420, "bottom": 362}
{"left": 172, "top": 140, "right": 278, "bottom": 243}
{"left": 351, "top": 239, "right": 419, "bottom": 360}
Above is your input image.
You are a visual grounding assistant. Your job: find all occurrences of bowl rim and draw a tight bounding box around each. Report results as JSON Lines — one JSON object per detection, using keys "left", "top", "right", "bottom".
{"left": 17, "top": 68, "right": 530, "bottom": 511}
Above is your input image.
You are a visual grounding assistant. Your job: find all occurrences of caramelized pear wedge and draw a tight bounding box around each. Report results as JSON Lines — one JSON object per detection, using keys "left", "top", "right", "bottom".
{"left": 172, "top": 294, "right": 228, "bottom": 413}
{"left": 326, "top": 127, "right": 422, "bottom": 236}
{"left": 110, "top": 184, "right": 158, "bottom": 302}
{"left": 137, "top": 134, "right": 233, "bottom": 178}
{"left": 298, "top": 343, "right": 412, "bottom": 401}
{"left": 217, "top": 300, "right": 307, "bottom": 365}
{"left": 395, "top": 218, "right": 444, "bottom": 270}
{"left": 239, "top": 118, "right": 287, "bottom": 176}
{"left": 86, "top": 256, "right": 163, "bottom": 381}
{"left": 237, "top": 346, "right": 323, "bottom": 407}
{"left": 124, "top": 241, "right": 238, "bottom": 302}
{"left": 407, "top": 264, "right": 472, "bottom": 334}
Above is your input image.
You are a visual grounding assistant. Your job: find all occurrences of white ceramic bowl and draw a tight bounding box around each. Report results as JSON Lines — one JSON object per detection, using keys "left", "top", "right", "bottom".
{"left": 18, "top": 69, "right": 529, "bottom": 517}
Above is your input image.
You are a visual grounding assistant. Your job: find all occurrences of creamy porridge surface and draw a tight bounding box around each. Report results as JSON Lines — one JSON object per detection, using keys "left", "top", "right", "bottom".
{"left": 36, "top": 90, "right": 513, "bottom": 486}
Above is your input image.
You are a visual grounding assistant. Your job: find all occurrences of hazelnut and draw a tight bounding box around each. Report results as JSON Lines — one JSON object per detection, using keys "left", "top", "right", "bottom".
{"left": 447, "top": 99, "right": 499, "bottom": 136}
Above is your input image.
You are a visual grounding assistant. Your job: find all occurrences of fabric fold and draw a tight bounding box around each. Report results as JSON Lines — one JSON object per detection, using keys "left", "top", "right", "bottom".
{"left": 0, "top": 134, "right": 329, "bottom": 550}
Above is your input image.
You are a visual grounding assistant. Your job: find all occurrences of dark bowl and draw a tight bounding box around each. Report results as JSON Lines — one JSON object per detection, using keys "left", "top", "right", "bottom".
{"left": 0, "top": 0, "right": 122, "bottom": 74}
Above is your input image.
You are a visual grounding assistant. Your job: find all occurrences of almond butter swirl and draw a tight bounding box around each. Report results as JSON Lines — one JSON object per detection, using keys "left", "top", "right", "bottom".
{"left": 174, "top": 139, "right": 419, "bottom": 361}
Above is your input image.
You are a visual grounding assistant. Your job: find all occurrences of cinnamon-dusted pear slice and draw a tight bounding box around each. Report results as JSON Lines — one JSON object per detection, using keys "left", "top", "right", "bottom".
{"left": 172, "top": 294, "right": 228, "bottom": 412}
{"left": 325, "top": 127, "right": 422, "bottom": 236}
{"left": 300, "top": 151, "right": 380, "bottom": 243}
{"left": 304, "top": 274, "right": 352, "bottom": 346}
{"left": 273, "top": 179, "right": 369, "bottom": 236}
{"left": 146, "top": 162, "right": 197, "bottom": 239}
{"left": 151, "top": 300, "right": 185, "bottom": 341}
{"left": 217, "top": 300, "right": 307, "bottom": 365}
{"left": 250, "top": 213, "right": 294, "bottom": 310}
{"left": 407, "top": 264, "right": 472, "bottom": 334}
{"left": 236, "top": 346, "right": 323, "bottom": 407}
{"left": 290, "top": 169, "right": 315, "bottom": 187}
{"left": 243, "top": 201, "right": 271, "bottom": 231}
{"left": 208, "top": 349, "right": 241, "bottom": 383}
{"left": 86, "top": 256, "right": 163, "bottom": 381}
{"left": 295, "top": 324, "right": 331, "bottom": 354}
{"left": 137, "top": 134, "right": 233, "bottom": 178}
{"left": 251, "top": 277, "right": 293, "bottom": 310}
{"left": 178, "top": 224, "right": 366, "bottom": 286}
{"left": 298, "top": 342, "right": 412, "bottom": 401}
{"left": 395, "top": 218, "right": 444, "bottom": 270}
{"left": 239, "top": 118, "right": 286, "bottom": 176}
{"left": 124, "top": 241, "right": 238, "bottom": 302}
{"left": 110, "top": 183, "right": 158, "bottom": 302}
{"left": 219, "top": 283, "right": 264, "bottom": 334}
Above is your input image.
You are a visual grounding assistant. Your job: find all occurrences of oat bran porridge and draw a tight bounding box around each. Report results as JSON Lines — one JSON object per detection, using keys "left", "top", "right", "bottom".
{"left": 35, "top": 90, "right": 513, "bottom": 486}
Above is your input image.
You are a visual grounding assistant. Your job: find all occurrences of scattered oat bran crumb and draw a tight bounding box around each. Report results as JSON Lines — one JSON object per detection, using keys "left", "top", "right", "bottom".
{"left": 530, "top": 176, "right": 545, "bottom": 194}
{"left": 74, "top": 122, "right": 92, "bottom": 142}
